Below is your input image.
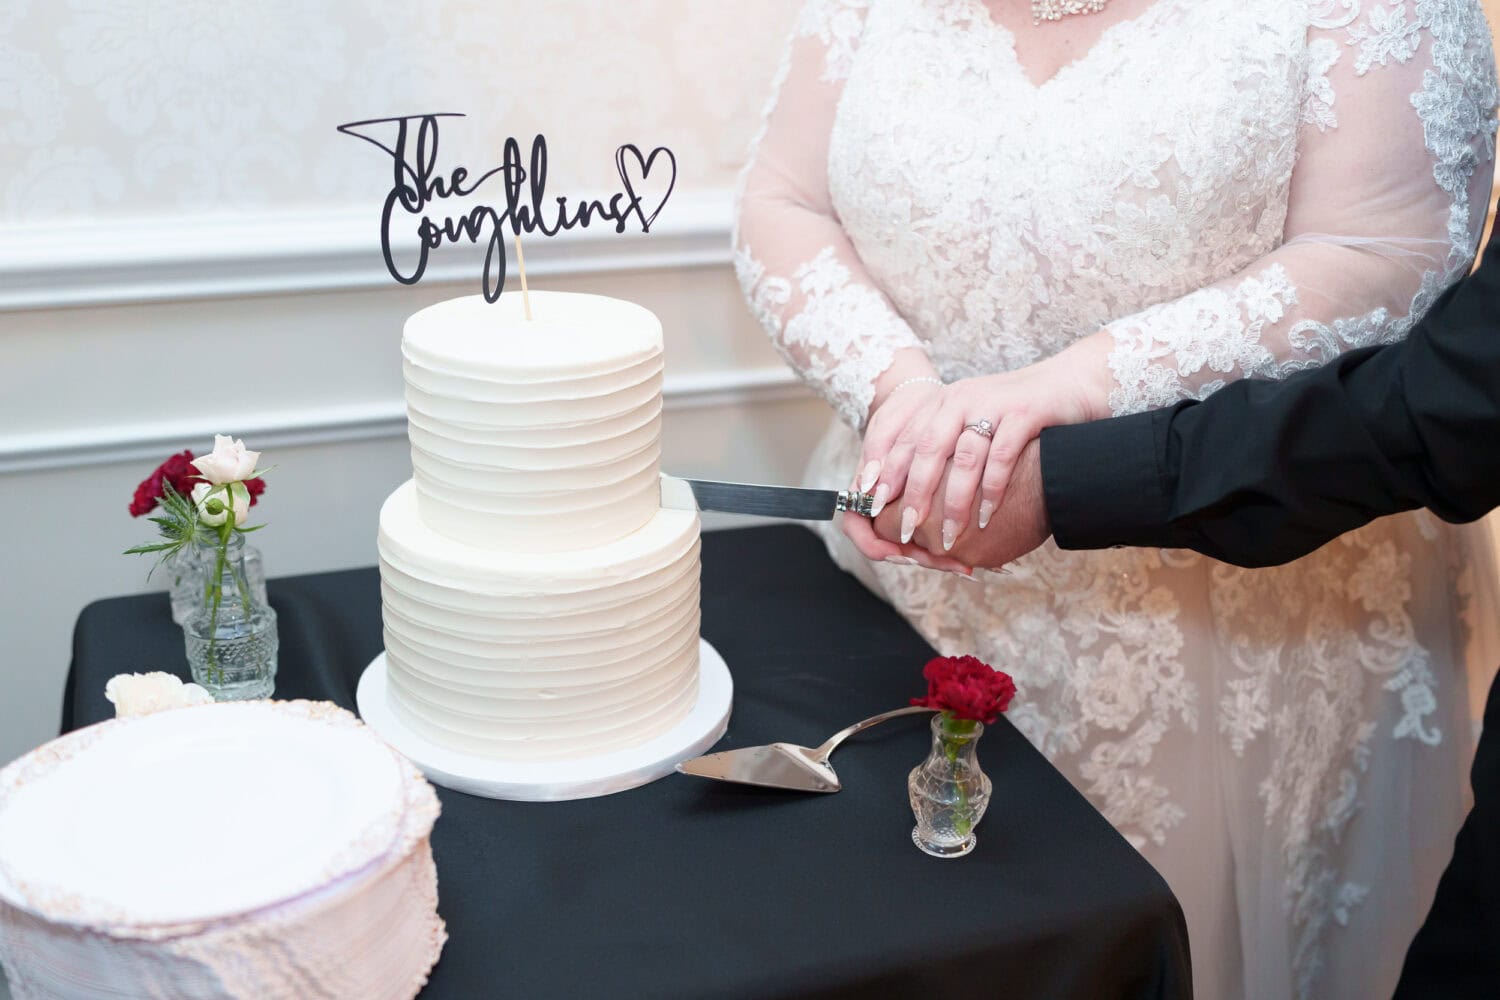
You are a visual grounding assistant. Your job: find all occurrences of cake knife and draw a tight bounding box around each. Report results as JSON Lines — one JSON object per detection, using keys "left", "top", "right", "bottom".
{"left": 660, "top": 474, "right": 876, "bottom": 520}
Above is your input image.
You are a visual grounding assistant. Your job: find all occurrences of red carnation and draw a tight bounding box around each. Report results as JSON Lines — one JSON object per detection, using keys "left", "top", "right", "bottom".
{"left": 911, "top": 655, "right": 1016, "bottom": 724}
{"left": 245, "top": 475, "right": 266, "bottom": 506}
{"left": 128, "top": 450, "right": 202, "bottom": 517}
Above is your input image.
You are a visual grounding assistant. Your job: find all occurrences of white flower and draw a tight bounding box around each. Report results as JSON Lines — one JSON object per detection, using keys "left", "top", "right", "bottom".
{"left": 104, "top": 672, "right": 213, "bottom": 718}
{"left": 191, "top": 435, "right": 260, "bottom": 485}
{"left": 192, "top": 481, "right": 251, "bottom": 528}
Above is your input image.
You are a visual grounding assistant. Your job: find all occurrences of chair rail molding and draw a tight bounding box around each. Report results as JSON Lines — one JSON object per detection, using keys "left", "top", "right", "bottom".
{"left": 0, "top": 189, "right": 735, "bottom": 312}
{"left": 0, "top": 367, "right": 809, "bottom": 475}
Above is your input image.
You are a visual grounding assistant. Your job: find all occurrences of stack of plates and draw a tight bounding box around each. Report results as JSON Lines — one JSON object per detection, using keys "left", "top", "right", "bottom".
{"left": 0, "top": 701, "right": 445, "bottom": 999}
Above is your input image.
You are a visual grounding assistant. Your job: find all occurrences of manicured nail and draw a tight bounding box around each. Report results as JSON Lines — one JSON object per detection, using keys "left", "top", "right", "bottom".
{"left": 870, "top": 483, "right": 891, "bottom": 518}
{"left": 884, "top": 555, "right": 917, "bottom": 566}
{"left": 978, "top": 500, "right": 995, "bottom": 530}
{"left": 941, "top": 519, "right": 958, "bottom": 552}
{"left": 859, "top": 461, "right": 881, "bottom": 494}
{"left": 951, "top": 569, "right": 982, "bottom": 583}
{"left": 900, "top": 507, "right": 918, "bottom": 544}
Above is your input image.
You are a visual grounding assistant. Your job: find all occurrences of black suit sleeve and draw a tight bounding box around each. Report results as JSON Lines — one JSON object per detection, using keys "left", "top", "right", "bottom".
{"left": 1039, "top": 231, "right": 1500, "bottom": 569}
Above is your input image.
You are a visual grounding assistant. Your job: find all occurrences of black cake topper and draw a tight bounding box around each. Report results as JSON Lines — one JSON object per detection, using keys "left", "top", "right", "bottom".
{"left": 337, "top": 113, "right": 677, "bottom": 303}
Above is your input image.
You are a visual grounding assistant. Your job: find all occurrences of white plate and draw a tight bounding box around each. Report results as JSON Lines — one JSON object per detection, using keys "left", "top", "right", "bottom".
{"left": 356, "top": 638, "right": 733, "bottom": 801}
{"left": 0, "top": 702, "right": 407, "bottom": 930}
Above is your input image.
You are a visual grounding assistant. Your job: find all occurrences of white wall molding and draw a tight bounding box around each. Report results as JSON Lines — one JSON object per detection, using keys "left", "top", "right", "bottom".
{"left": 0, "top": 366, "right": 809, "bottom": 475}
{"left": 0, "top": 189, "right": 735, "bottom": 313}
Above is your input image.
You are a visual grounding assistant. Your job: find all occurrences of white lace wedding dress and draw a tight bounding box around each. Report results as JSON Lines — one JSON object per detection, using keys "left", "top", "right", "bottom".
{"left": 734, "top": 2, "right": 1498, "bottom": 997}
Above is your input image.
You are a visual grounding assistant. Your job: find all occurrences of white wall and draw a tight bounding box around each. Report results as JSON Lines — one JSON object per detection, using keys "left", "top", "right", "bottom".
{"left": 0, "top": 0, "right": 819, "bottom": 766}
{"left": 0, "top": 0, "right": 799, "bottom": 217}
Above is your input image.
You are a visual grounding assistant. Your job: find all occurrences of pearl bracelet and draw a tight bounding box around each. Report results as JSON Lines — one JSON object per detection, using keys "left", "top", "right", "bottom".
{"left": 888, "top": 376, "right": 945, "bottom": 396}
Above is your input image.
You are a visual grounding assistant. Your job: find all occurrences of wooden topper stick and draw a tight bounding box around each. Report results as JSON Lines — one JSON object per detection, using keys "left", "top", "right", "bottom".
{"left": 513, "top": 232, "right": 533, "bottom": 320}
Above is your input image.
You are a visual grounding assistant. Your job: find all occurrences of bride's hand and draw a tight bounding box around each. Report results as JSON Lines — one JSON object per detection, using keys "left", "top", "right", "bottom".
{"left": 855, "top": 348, "right": 945, "bottom": 517}
{"left": 873, "top": 335, "right": 1112, "bottom": 551}
{"left": 838, "top": 349, "right": 975, "bottom": 574}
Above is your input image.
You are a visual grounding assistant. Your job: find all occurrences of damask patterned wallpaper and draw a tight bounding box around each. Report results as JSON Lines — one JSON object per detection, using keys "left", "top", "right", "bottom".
{"left": 0, "top": 0, "right": 801, "bottom": 222}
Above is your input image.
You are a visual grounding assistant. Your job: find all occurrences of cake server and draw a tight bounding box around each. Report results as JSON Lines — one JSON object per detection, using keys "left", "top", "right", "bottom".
{"left": 675, "top": 706, "right": 933, "bottom": 792}
{"left": 660, "top": 474, "right": 876, "bottom": 520}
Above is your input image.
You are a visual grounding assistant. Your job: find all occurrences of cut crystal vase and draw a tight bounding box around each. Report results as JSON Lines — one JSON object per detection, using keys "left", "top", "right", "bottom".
{"left": 168, "top": 538, "right": 266, "bottom": 625}
{"left": 182, "top": 533, "right": 278, "bottom": 700}
{"left": 908, "top": 714, "right": 992, "bottom": 858}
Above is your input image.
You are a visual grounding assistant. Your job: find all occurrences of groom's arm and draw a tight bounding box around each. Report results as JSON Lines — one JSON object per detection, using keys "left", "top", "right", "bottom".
{"left": 1039, "top": 233, "right": 1500, "bottom": 569}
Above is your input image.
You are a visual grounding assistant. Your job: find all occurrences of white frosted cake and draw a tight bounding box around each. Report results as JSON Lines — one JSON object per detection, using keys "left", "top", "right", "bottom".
{"left": 377, "top": 291, "right": 702, "bottom": 762}
{"left": 0, "top": 702, "right": 444, "bottom": 1000}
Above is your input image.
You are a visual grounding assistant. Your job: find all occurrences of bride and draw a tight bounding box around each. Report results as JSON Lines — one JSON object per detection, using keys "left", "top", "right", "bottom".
{"left": 734, "top": 1, "right": 1497, "bottom": 997}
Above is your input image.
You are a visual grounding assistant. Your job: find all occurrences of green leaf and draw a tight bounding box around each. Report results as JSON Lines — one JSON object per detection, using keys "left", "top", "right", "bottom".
{"left": 123, "top": 542, "right": 176, "bottom": 555}
{"left": 126, "top": 476, "right": 202, "bottom": 572}
{"left": 160, "top": 478, "right": 192, "bottom": 509}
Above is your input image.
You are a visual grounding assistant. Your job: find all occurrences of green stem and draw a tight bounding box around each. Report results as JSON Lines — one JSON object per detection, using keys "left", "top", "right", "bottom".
{"left": 205, "top": 505, "right": 231, "bottom": 686}
{"left": 941, "top": 713, "right": 977, "bottom": 839}
{"left": 232, "top": 541, "right": 253, "bottom": 617}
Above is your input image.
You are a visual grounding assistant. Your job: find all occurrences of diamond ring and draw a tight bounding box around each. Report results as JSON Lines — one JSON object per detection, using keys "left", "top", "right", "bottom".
{"left": 963, "top": 419, "right": 995, "bottom": 439}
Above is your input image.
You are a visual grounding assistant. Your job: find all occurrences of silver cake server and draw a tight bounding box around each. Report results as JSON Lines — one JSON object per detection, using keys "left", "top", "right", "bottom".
{"left": 675, "top": 706, "right": 934, "bottom": 792}
{"left": 661, "top": 474, "right": 875, "bottom": 521}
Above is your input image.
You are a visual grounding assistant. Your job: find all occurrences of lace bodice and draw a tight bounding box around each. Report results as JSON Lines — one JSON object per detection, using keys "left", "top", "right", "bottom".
{"left": 735, "top": 0, "right": 1497, "bottom": 429}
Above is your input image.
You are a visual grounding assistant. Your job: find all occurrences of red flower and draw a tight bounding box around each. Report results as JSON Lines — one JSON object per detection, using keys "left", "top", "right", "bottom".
{"left": 911, "top": 655, "right": 1016, "bottom": 724}
{"left": 245, "top": 475, "right": 266, "bottom": 507}
{"left": 128, "top": 450, "right": 202, "bottom": 517}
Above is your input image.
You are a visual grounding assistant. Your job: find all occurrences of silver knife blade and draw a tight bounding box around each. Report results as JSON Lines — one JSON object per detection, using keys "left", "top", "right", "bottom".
{"left": 660, "top": 474, "right": 874, "bottom": 521}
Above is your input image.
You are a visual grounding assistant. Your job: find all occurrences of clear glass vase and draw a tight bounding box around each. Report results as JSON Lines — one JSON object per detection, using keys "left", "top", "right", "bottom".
{"left": 908, "top": 714, "right": 993, "bottom": 858}
{"left": 183, "top": 533, "right": 278, "bottom": 700}
{"left": 168, "top": 538, "right": 266, "bottom": 625}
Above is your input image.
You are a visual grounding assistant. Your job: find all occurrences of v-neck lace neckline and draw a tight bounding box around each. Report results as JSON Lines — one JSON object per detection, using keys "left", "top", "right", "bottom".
{"left": 971, "top": 0, "right": 1182, "bottom": 91}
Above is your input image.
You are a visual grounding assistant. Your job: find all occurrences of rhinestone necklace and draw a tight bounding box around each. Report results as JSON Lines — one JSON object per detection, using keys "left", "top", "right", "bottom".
{"left": 1031, "top": 0, "right": 1110, "bottom": 24}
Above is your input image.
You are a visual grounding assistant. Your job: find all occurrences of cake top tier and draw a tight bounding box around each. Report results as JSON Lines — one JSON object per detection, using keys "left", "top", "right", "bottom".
{"left": 404, "top": 290, "right": 662, "bottom": 380}
{"left": 401, "top": 289, "right": 668, "bottom": 553}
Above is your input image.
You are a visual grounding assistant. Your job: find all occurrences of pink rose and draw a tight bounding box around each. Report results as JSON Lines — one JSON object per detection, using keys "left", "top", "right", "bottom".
{"left": 191, "top": 435, "right": 260, "bottom": 485}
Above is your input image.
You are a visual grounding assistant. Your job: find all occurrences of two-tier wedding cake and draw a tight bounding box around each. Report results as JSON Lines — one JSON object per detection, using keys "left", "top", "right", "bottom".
{"left": 375, "top": 291, "right": 704, "bottom": 764}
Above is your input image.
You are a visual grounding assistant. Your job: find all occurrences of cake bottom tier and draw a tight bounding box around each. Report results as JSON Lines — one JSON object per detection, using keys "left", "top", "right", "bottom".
{"left": 377, "top": 480, "right": 702, "bottom": 761}
{"left": 0, "top": 841, "right": 444, "bottom": 1000}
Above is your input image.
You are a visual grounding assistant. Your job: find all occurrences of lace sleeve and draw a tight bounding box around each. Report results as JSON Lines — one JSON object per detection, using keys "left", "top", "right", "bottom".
{"left": 734, "top": 0, "right": 927, "bottom": 432}
{"left": 1105, "top": 0, "right": 1497, "bottom": 416}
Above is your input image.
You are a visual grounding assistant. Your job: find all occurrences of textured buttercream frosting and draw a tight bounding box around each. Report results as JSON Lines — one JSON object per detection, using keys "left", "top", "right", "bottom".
{"left": 381, "top": 290, "right": 702, "bottom": 763}
{"left": 404, "top": 291, "right": 665, "bottom": 553}
{"left": 0, "top": 702, "right": 445, "bottom": 1000}
{"left": 379, "top": 482, "right": 700, "bottom": 760}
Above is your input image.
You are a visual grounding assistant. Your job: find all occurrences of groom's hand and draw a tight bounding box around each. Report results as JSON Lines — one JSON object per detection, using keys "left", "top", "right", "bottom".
{"left": 872, "top": 440, "right": 1051, "bottom": 570}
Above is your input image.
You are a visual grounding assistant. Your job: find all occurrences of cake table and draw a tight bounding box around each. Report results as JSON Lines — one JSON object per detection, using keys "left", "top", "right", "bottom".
{"left": 60, "top": 526, "right": 1193, "bottom": 1000}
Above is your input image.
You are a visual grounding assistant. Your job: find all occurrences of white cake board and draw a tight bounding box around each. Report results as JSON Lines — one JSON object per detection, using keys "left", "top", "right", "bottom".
{"left": 355, "top": 639, "right": 732, "bottom": 801}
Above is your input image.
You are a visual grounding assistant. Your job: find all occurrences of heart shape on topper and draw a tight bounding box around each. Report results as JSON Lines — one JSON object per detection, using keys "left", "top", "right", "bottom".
{"left": 615, "top": 144, "right": 677, "bottom": 233}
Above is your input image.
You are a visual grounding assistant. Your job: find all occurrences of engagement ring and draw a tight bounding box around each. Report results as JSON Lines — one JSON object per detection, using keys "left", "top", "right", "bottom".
{"left": 963, "top": 419, "right": 995, "bottom": 439}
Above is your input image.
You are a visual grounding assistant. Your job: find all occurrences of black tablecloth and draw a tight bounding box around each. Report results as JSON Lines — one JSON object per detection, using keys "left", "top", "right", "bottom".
{"left": 65, "top": 525, "right": 1191, "bottom": 999}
